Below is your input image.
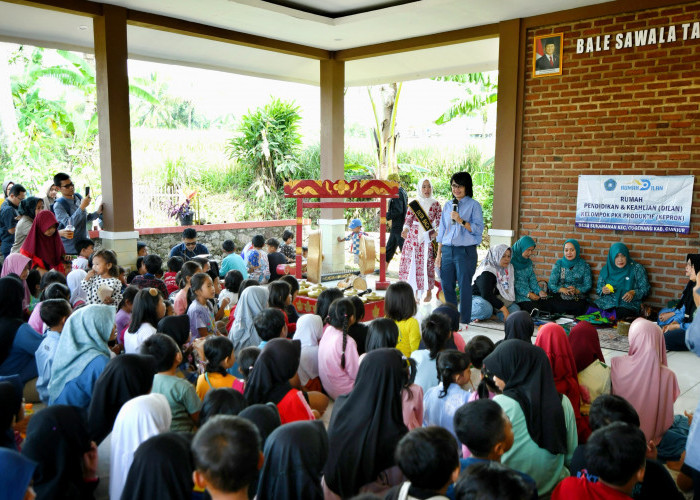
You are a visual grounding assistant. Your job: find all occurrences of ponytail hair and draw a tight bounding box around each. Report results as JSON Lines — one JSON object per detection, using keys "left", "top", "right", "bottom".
{"left": 421, "top": 313, "right": 451, "bottom": 360}
{"left": 328, "top": 298, "right": 355, "bottom": 370}
{"left": 402, "top": 356, "right": 418, "bottom": 400}
{"left": 477, "top": 367, "right": 501, "bottom": 400}
{"left": 436, "top": 350, "right": 470, "bottom": 398}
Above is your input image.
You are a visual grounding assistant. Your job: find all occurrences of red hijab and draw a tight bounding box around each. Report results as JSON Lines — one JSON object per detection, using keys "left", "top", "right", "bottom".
{"left": 20, "top": 211, "right": 65, "bottom": 271}
{"left": 568, "top": 321, "right": 606, "bottom": 373}
{"left": 535, "top": 322, "right": 591, "bottom": 443}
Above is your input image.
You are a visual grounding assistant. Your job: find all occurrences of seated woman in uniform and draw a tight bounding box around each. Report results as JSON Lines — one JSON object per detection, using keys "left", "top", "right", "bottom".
{"left": 594, "top": 243, "right": 649, "bottom": 320}
{"left": 547, "top": 239, "right": 592, "bottom": 316}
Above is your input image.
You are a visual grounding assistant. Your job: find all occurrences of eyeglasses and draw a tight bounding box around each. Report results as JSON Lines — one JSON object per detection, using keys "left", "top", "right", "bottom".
{"left": 450, "top": 183, "right": 463, "bottom": 188}
{"left": 185, "top": 242, "right": 197, "bottom": 248}
{"left": 60, "top": 183, "right": 74, "bottom": 189}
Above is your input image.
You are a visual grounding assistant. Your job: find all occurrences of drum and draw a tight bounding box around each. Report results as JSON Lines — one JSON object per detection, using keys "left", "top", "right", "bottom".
{"left": 358, "top": 236, "right": 375, "bottom": 275}
{"left": 307, "top": 230, "right": 322, "bottom": 283}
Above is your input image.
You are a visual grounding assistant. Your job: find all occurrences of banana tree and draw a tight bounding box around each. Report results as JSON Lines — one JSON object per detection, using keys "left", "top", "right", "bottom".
{"left": 367, "top": 82, "right": 402, "bottom": 179}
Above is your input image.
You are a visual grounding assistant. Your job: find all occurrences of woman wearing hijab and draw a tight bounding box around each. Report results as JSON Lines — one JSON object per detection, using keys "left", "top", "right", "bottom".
{"left": 42, "top": 179, "right": 59, "bottom": 213}
{"left": 0, "top": 277, "right": 42, "bottom": 390}
{"left": 547, "top": 239, "right": 592, "bottom": 316}
{"left": 482, "top": 340, "right": 578, "bottom": 494}
{"left": 244, "top": 338, "right": 315, "bottom": 424}
{"left": 511, "top": 236, "right": 549, "bottom": 313}
{"left": 568, "top": 321, "right": 605, "bottom": 373}
{"left": 398, "top": 178, "right": 442, "bottom": 302}
{"left": 257, "top": 420, "right": 328, "bottom": 500}
{"left": 662, "top": 253, "right": 700, "bottom": 351}
{"left": 611, "top": 318, "right": 680, "bottom": 448}
{"left": 10, "top": 196, "right": 44, "bottom": 254}
{"left": 0, "top": 448, "right": 37, "bottom": 500}
{"left": 595, "top": 242, "right": 650, "bottom": 318}
{"left": 324, "top": 348, "right": 408, "bottom": 499}
{"left": 20, "top": 210, "right": 66, "bottom": 273}
{"left": 1, "top": 252, "right": 33, "bottom": 311}
{"left": 47, "top": 304, "right": 116, "bottom": 408}
{"left": 503, "top": 310, "right": 534, "bottom": 343}
{"left": 471, "top": 244, "right": 519, "bottom": 321}
{"left": 21, "top": 405, "right": 98, "bottom": 500}
{"left": 683, "top": 396, "right": 700, "bottom": 499}
{"left": 535, "top": 323, "right": 591, "bottom": 443}
{"left": 87, "top": 354, "right": 157, "bottom": 444}
{"left": 230, "top": 286, "right": 268, "bottom": 353}
{"left": 158, "top": 314, "right": 191, "bottom": 349}
{"left": 109, "top": 393, "right": 172, "bottom": 500}
{"left": 121, "top": 432, "right": 194, "bottom": 500}
{"left": 239, "top": 403, "right": 282, "bottom": 447}
{"left": 293, "top": 314, "right": 323, "bottom": 390}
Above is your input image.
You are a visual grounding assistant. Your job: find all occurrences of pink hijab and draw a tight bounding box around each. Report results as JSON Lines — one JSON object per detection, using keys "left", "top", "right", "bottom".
{"left": 611, "top": 318, "right": 679, "bottom": 444}
{"left": 1, "top": 253, "right": 32, "bottom": 310}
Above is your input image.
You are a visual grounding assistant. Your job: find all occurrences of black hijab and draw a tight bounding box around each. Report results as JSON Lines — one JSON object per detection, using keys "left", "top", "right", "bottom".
{"left": 0, "top": 277, "right": 27, "bottom": 366}
{"left": 504, "top": 311, "right": 535, "bottom": 342}
{"left": 0, "top": 376, "right": 22, "bottom": 450}
{"left": 257, "top": 420, "right": 328, "bottom": 500}
{"left": 158, "top": 314, "right": 190, "bottom": 347}
{"left": 21, "top": 405, "right": 92, "bottom": 500}
{"left": 244, "top": 338, "right": 301, "bottom": 405}
{"left": 239, "top": 403, "right": 282, "bottom": 447}
{"left": 121, "top": 432, "right": 194, "bottom": 500}
{"left": 324, "top": 348, "right": 408, "bottom": 498}
{"left": 87, "top": 354, "right": 157, "bottom": 444}
{"left": 239, "top": 403, "right": 282, "bottom": 500}
{"left": 483, "top": 340, "right": 567, "bottom": 456}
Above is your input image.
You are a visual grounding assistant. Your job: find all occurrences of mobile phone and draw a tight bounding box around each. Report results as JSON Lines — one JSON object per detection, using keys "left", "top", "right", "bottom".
{"left": 85, "top": 186, "right": 90, "bottom": 197}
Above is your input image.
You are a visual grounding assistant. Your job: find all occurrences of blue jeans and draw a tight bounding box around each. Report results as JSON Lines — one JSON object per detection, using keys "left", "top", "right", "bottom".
{"left": 472, "top": 296, "right": 520, "bottom": 321}
{"left": 440, "top": 245, "right": 477, "bottom": 323}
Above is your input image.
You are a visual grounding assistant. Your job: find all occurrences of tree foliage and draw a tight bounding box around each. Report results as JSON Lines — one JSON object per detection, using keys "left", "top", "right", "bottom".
{"left": 225, "top": 97, "right": 302, "bottom": 195}
{"left": 433, "top": 73, "right": 497, "bottom": 125}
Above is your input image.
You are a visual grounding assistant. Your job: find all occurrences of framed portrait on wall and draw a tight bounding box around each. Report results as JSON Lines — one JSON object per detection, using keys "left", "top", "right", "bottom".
{"left": 533, "top": 33, "right": 563, "bottom": 77}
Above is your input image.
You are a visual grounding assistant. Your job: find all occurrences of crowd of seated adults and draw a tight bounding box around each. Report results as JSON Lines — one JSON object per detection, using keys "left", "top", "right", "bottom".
{"left": 0, "top": 174, "right": 699, "bottom": 500}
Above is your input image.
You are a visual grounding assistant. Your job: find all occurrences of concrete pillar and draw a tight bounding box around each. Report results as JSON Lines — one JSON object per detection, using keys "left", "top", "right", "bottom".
{"left": 93, "top": 5, "right": 138, "bottom": 268}
{"left": 491, "top": 19, "right": 523, "bottom": 248}
{"left": 319, "top": 59, "right": 346, "bottom": 274}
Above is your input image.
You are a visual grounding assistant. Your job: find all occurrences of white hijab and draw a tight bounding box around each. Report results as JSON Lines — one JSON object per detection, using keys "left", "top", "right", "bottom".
{"left": 472, "top": 244, "right": 516, "bottom": 302}
{"left": 229, "top": 286, "right": 269, "bottom": 353}
{"left": 66, "top": 269, "right": 88, "bottom": 306}
{"left": 293, "top": 314, "right": 324, "bottom": 385}
{"left": 109, "top": 393, "right": 171, "bottom": 500}
{"left": 414, "top": 177, "right": 439, "bottom": 216}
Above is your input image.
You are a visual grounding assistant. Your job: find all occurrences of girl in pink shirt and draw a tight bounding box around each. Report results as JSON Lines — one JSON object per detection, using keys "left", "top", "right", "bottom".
{"left": 318, "top": 297, "right": 359, "bottom": 400}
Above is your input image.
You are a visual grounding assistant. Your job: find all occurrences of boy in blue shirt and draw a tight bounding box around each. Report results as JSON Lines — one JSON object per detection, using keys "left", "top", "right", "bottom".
{"left": 35, "top": 299, "right": 72, "bottom": 403}
{"left": 337, "top": 218, "right": 368, "bottom": 274}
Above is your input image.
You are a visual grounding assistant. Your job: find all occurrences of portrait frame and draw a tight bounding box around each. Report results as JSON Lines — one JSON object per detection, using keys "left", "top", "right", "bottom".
{"left": 533, "top": 33, "right": 563, "bottom": 78}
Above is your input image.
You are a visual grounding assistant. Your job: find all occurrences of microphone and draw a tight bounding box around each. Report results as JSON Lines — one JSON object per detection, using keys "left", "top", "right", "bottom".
{"left": 452, "top": 197, "right": 458, "bottom": 225}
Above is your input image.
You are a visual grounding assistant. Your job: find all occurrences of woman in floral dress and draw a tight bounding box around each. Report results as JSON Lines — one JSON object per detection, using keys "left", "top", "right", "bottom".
{"left": 399, "top": 178, "right": 442, "bottom": 301}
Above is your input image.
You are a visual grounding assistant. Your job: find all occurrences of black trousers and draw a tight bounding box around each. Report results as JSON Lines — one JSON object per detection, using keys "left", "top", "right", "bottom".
{"left": 385, "top": 232, "right": 404, "bottom": 264}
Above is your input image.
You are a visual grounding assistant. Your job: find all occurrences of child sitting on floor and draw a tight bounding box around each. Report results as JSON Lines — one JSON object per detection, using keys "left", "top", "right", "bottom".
{"left": 423, "top": 350, "right": 472, "bottom": 448}
{"left": 187, "top": 272, "right": 218, "bottom": 340}
{"left": 453, "top": 398, "right": 538, "bottom": 498}
{"left": 141, "top": 333, "right": 201, "bottom": 432}
{"left": 196, "top": 336, "right": 238, "bottom": 400}
{"left": 253, "top": 308, "right": 287, "bottom": 348}
{"left": 164, "top": 256, "right": 184, "bottom": 297}
{"left": 234, "top": 346, "right": 261, "bottom": 393}
{"left": 267, "top": 280, "right": 295, "bottom": 335}
{"left": 192, "top": 415, "right": 262, "bottom": 500}
{"left": 384, "top": 427, "right": 460, "bottom": 500}
{"left": 552, "top": 422, "right": 647, "bottom": 499}
{"left": 71, "top": 238, "right": 94, "bottom": 271}
{"left": 35, "top": 298, "right": 72, "bottom": 403}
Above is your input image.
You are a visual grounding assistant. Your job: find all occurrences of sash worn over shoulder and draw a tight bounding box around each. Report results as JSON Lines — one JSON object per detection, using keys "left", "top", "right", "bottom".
{"left": 408, "top": 200, "right": 439, "bottom": 258}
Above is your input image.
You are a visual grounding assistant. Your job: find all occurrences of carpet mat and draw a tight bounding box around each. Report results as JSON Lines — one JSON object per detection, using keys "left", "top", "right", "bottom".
{"left": 469, "top": 320, "right": 630, "bottom": 353}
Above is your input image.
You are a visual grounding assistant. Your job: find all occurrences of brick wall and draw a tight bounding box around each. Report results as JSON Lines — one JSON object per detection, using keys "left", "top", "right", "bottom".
{"left": 520, "top": 2, "right": 700, "bottom": 307}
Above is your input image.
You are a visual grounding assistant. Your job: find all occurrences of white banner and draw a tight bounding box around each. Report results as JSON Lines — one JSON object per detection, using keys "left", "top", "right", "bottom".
{"left": 575, "top": 175, "right": 694, "bottom": 234}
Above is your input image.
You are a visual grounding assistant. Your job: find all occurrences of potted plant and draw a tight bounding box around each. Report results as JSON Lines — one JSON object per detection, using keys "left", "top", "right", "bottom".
{"left": 167, "top": 192, "right": 196, "bottom": 226}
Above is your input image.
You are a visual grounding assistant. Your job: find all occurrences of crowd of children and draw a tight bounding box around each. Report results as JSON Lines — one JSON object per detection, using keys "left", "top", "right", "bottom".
{"left": 0, "top": 222, "right": 699, "bottom": 500}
